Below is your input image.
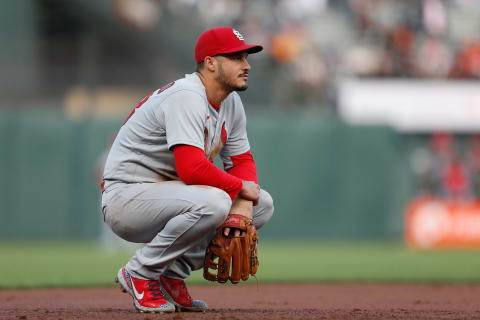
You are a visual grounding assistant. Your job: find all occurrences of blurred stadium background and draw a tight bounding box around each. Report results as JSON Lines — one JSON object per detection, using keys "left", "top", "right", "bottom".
{"left": 2, "top": 0, "right": 480, "bottom": 287}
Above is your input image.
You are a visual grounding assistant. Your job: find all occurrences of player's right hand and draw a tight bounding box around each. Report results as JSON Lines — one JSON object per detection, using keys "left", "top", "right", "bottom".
{"left": 239, "top": 180, "right": 260, "bottom": 206}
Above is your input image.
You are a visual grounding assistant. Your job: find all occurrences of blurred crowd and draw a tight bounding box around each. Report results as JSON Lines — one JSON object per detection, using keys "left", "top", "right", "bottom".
{"left": 122, "top": 0, "right": 480, "bottom": 107}
{"left": 0, "top": 0, "right": 480, "bottom": 110}
{"left": 410, "top": 133, "right": 480, "bottom": 201}
{"left": 7, "top": 0, "right": 480, "bottom": 110}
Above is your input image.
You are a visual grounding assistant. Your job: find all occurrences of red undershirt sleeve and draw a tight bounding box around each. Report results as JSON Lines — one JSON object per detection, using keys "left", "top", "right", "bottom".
{"left": 173, "top": 145, "right": 243, "bottom": 200}
{"left": 225, "top": 150, "right": 258, "bottom": 183}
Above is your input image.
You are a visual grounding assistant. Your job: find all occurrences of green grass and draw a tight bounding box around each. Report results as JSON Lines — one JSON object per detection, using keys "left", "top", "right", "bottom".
{"left": 1, "top": 240, "right": 480, "bottom": 288}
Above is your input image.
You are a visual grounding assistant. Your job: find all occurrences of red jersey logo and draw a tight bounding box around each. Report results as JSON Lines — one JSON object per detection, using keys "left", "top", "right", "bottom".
{"left": 221, "top": 122, "right": 227, "bottom": 145}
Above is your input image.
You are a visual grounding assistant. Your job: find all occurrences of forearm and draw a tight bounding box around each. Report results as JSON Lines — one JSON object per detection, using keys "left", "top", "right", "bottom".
{"left": 174, "top": 145, "right": 243, "bottom": 200}
{"left": 225, "top": 151, "right": 259, "bottom": 205}
{"left": 229, "top": 197, "right": 253, "bottom": 219}
{"left": 225, "top": 150, "right": 258, "bottom": 183}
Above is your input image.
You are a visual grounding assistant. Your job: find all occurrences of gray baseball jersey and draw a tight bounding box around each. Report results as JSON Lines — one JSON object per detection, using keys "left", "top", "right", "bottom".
{"left": 101, "top": 72, "right": 274, "bottom": 281}
{"left": 102, "top": 72, "right": 250, "bottom": 191}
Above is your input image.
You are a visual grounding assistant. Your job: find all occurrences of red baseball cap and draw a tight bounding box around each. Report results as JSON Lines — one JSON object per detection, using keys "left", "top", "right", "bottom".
{"left": 195, "top": 27, "right": 263, "bottom": 64}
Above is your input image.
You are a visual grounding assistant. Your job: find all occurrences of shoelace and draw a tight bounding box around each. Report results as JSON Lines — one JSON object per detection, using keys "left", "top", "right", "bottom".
{"left": 179, "top": 281, "right": 192, "bottom": 300}
{"left": 166, "top": 279, "right": 192, "bottom": 300}
{"left": 146, "top": 280, "right": 165, "bottom": 301}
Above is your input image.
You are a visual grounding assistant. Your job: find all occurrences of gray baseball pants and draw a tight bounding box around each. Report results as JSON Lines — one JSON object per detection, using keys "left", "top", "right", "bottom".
{"left": 101, "top": 181, "right": 274, "bottom": 280}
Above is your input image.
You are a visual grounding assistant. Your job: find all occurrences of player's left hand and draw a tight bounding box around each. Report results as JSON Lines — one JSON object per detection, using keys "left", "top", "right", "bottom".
{"left": 204, "top": 214, "right": 259, "bottom": 284}
{"left": 223, "top": 196, "right": 255, "bottom": 237}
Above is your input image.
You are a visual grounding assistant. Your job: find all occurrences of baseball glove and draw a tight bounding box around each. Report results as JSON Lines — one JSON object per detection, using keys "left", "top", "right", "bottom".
{"left": 203, "top": 214, "right": 259, "bottom": 284}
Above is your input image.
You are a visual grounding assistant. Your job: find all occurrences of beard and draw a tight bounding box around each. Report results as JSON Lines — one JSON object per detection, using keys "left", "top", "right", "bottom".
{"left": 216, "top": 63, "right": 248, "bottom": 92}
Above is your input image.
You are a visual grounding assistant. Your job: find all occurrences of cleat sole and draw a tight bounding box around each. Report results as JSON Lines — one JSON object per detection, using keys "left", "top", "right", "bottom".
{"left": 114, "top": 276, "right": 127, "bottom": 293}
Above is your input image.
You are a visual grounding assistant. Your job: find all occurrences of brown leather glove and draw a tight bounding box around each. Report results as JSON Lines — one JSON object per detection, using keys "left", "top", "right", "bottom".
{"left": 203, "top": 214, "right": 259, "bottom": 284}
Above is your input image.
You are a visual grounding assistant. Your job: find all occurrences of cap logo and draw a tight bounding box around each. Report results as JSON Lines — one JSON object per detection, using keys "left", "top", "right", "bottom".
{"left": 232, "top": 29, "right": 244, "bottom": 41}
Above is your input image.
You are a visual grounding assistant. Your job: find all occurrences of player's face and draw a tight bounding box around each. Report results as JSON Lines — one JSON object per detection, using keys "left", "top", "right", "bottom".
{"left": 214, "top": 52, "right": 251, "bottom": 92}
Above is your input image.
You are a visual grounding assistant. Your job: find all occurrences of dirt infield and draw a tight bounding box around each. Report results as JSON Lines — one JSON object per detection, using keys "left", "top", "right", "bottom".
{"left": 2, "top": 283, "right": 480, "bottom": 320}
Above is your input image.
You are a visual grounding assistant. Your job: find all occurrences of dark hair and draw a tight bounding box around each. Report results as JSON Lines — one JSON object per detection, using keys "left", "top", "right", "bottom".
{"left": 196, "top": 61, "right": 204, "bottom": 72}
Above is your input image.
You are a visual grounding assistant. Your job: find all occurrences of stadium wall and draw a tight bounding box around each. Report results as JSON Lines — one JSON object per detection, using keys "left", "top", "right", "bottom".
{"left": 0, "top": 110, "right": 411, "bottom": 240}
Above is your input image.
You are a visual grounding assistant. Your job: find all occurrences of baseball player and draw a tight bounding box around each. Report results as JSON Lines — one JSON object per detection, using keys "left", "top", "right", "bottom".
{"left": 101, "top": 27, "right": 274, "bottom": 313}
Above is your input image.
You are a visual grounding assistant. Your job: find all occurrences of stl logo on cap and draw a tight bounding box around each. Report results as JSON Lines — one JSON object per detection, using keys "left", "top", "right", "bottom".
{"left": 232, "top": 29, "right": 244, "bottom": 41}
{"left": 194, "top": 27, "right": 263, "bottom": 64}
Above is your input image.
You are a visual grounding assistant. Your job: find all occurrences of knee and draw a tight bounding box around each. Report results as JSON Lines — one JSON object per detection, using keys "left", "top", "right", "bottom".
{"left": 105, "top": 212, "right": 141, "bottom": 242}
{"left": 254, "top": 189, "right": 274, "bottom": 229}
{"left": 198, "top": 188, "right": 232, "bottom": 226}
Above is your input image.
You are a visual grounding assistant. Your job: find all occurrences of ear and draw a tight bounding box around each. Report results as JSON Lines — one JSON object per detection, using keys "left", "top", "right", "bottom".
{"left": 204, "top": 56, "right": 217, "bottom": 72}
